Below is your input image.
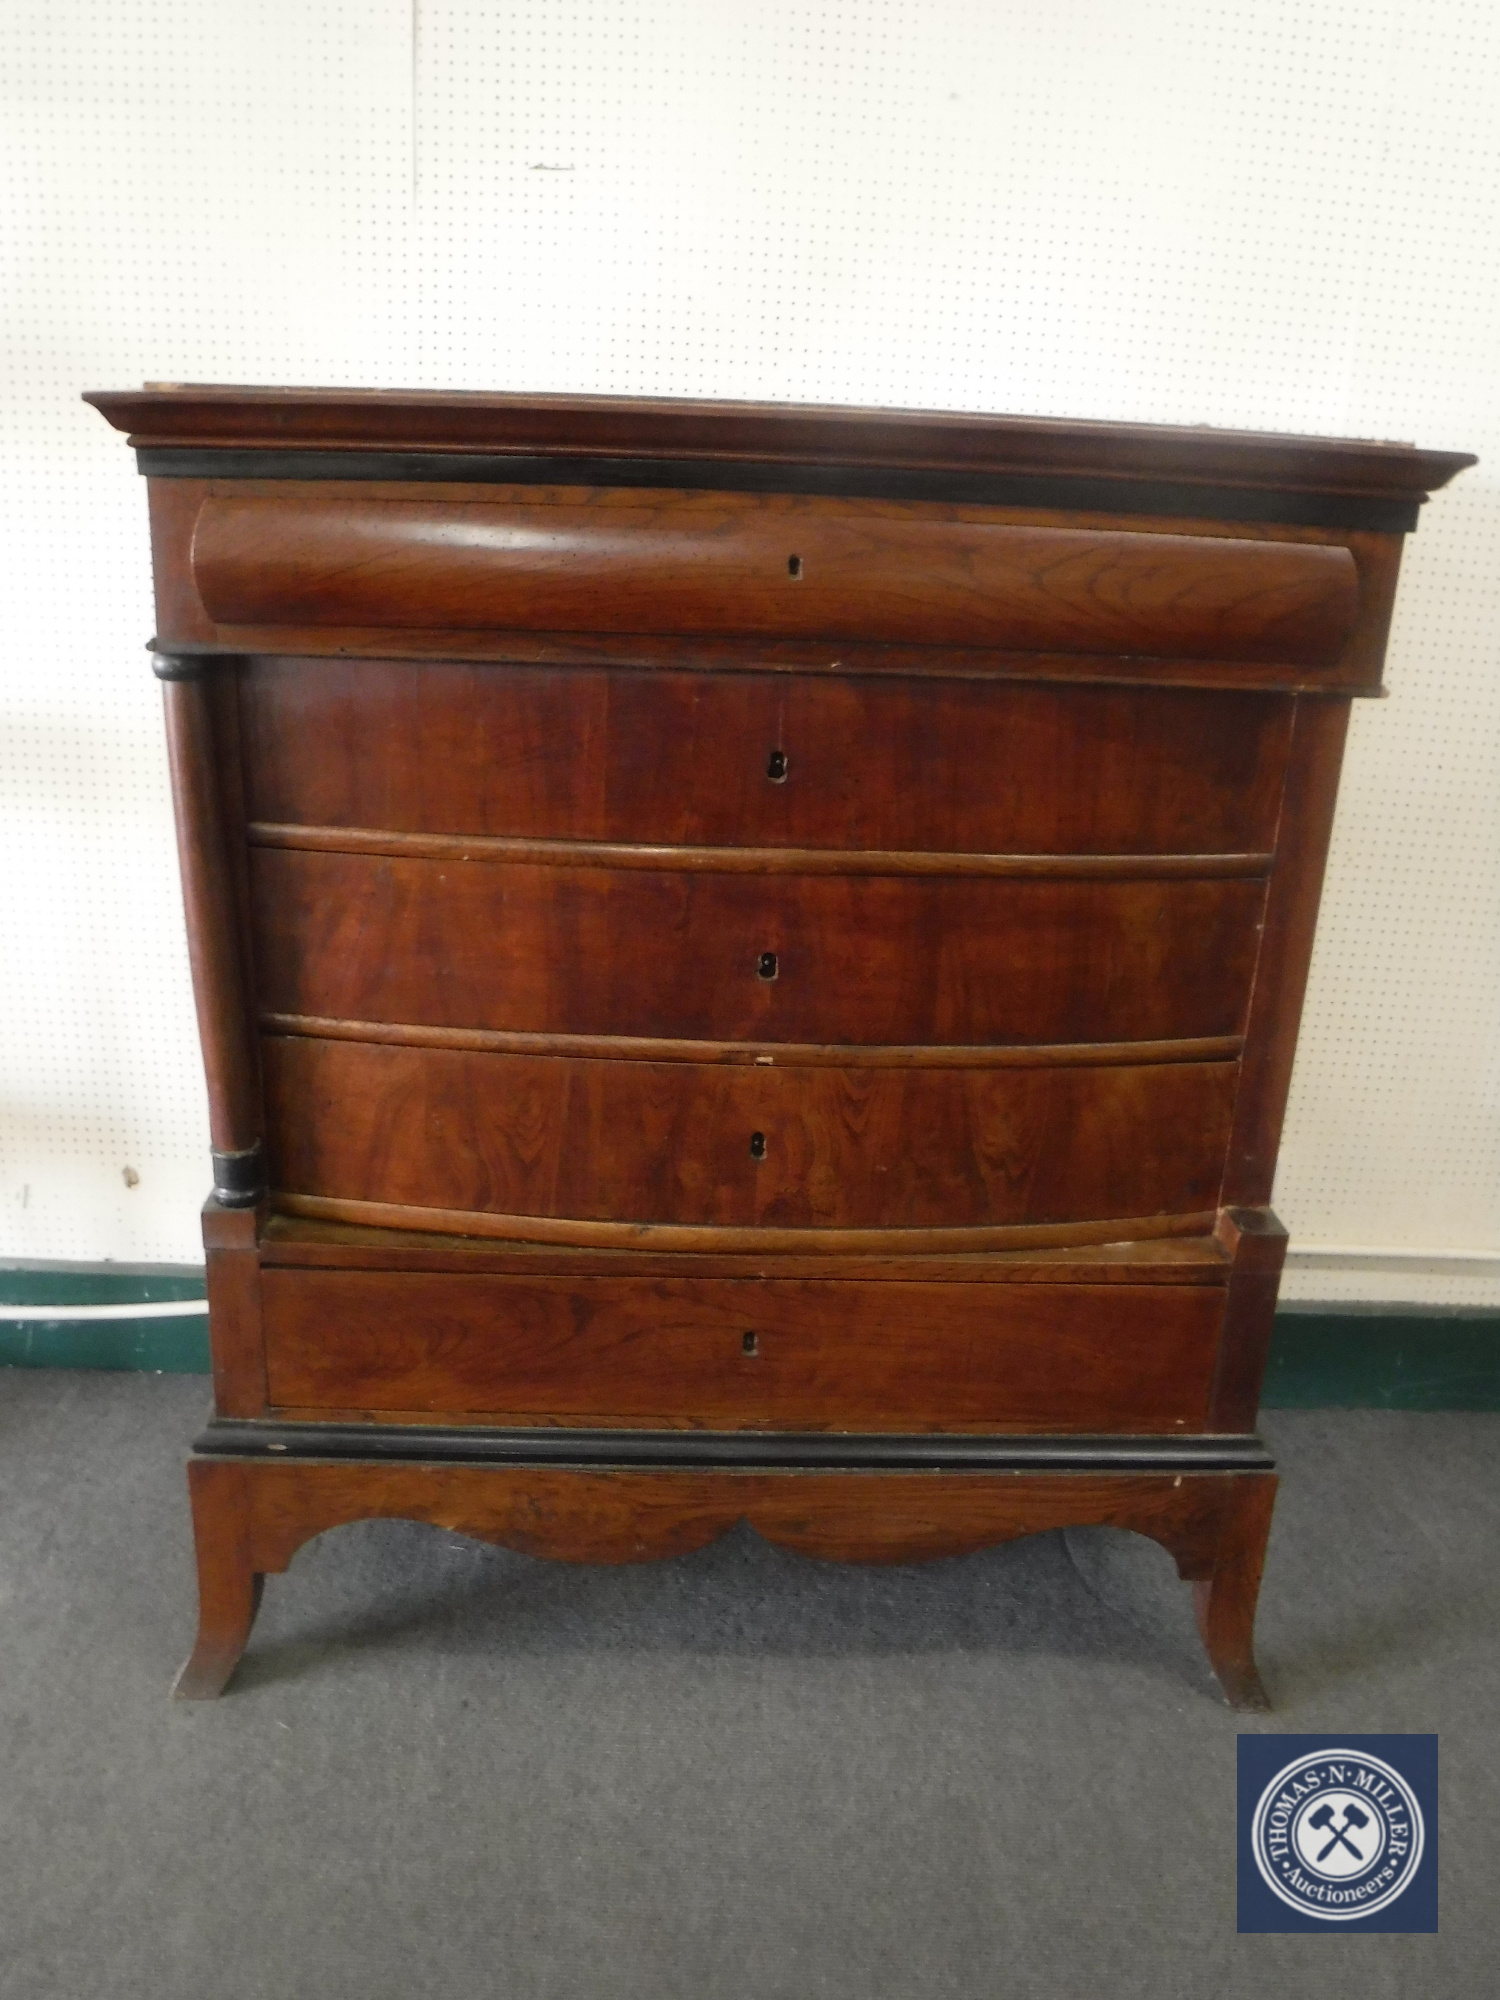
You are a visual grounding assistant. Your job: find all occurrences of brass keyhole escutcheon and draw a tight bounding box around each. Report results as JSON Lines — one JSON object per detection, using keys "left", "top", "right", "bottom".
{"left": 749, "top": 1131, "right": 767, "bottom": 1160}
{"left": 766, "top": 748, "right": 789, "bottom": 782}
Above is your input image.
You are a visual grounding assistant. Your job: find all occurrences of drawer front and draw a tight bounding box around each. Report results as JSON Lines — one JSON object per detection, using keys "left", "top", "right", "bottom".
{"left": 195, "top": 490, "right": 1358, "bottom": 665}
{"left": 261, "top": 1269, "right": 1226, "bottom": 1433}
{"left": 240, "top": 659, "right": 1294, "bottom": 858}
{"left": 250, "top": 848, "right": 1265, "bottom": 1047}
{"left": 262, "top": 1037, "right": 1237, "bottom": 1232}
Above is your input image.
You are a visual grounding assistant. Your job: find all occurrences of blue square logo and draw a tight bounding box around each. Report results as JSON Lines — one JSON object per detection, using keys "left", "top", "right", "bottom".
{"left": 1238, "top": 1735, "right": 1438, "bottom": 1931}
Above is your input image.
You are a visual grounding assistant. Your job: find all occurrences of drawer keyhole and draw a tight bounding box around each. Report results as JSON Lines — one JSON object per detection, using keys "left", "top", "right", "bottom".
{"left": 742, "top": 1330, "right": 759, "bottom": 1356}
{"left": 749, "top": 1131, "right": 767, "bottom": 1160}
{"left": 787, "top": 554, "right": 803, "bottom": 579}
{"left": 766, "top": 747, "right": 789, "bottom": 782}
{"left": 757, "top": 950, "right": 779, "bottom": 981}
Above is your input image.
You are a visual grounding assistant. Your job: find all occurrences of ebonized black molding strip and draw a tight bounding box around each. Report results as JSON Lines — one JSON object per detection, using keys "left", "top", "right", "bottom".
{"left": 210, "top": 1143, "right": 265, "bottom": 1208}
{"left": 136, "top": 447, "right": 1422, "bottom": 533}
{"left": 193, "top": 1420, "right": 1275, "bottom": 1474}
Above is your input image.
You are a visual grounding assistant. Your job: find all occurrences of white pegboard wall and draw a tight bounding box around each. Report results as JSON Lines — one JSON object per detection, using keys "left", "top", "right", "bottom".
{"left": 1, "top": 1, "right": 1497, "bottom": 1294}
{"left": 1, "top": 0, "right": 417, "bottom": 1264}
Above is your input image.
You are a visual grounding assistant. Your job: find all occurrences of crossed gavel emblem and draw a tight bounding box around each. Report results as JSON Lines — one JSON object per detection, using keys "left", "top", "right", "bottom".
{"left": 1307, "top": 1800, "right": 1371, "bottom": 1862}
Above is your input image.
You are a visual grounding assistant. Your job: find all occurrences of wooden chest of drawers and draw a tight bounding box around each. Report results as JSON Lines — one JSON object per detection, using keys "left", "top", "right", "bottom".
{"left": 87, "top": 386, "right": 1472, "bottom": 1703}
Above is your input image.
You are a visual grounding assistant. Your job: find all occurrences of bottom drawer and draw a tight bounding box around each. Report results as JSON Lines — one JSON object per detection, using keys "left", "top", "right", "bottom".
{"left": 261, "top": 1269, "right": 1227, "bottom": 1433}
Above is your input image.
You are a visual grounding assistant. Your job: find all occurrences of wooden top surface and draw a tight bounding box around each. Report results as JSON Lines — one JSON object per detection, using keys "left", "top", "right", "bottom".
{"left": 84, "top": 385, "right": 1474, "bottom": 503}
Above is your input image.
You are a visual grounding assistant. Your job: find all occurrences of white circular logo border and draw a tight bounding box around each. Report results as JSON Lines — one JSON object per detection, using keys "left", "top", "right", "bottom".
{"left": 1250, "top": 1747, "right": 1425, "bottom": 1922}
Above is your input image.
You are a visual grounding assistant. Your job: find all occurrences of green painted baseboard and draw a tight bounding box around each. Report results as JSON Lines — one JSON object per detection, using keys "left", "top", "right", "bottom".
{"left": 3, "top": 1267, "right": 1498, "bottom": 1408}
{"left": 0, "top": 1265, "right": 210, "bottom": 1372}
{"left": 0, "top": 1313, "right": 212, "bottom": 1372}
{"left": 1263, "top": 1306, "right": 1500, "bottom": 1411}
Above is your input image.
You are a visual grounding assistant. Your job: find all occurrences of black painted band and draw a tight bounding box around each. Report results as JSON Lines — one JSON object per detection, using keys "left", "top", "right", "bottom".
{"left": 151, "top": 651, "right": 211, "bottom": 681}
{"left": 135, "top": 445, "right": 1421, "bottom": 534}
{"left": 192, "top": 1419, "right": 1275, "bottom": 1475}
{"left": 211, "top": 1145, "right": 265, "bottom": 1208}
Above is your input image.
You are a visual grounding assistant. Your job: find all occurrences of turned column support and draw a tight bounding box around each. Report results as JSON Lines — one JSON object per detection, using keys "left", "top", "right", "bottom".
{"left": 154, "top": 647, "right": 264, "bottom": 1209}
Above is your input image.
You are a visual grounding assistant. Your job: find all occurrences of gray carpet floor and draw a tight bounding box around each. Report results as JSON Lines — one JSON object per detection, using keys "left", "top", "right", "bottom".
{"left": 0, "top": 1373, "right": 1494, "bottom": 1998}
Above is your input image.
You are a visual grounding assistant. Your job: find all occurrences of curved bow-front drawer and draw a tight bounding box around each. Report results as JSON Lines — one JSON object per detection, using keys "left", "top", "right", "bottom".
{"left": 191, "top": 490, "right": 1360, "bottom": 665}
{"left": 260, "top": 1036, "right": 1237, "bottom": 1239}
{"left": 240, "top": 660, "right": 1294, "bottom": 856}
{"left": 248, "top": 845, "right": 1266, "bottom": 1047}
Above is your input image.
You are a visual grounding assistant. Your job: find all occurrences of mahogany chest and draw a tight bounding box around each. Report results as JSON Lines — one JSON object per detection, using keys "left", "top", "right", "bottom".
{"left": 86, "top": 386, "right": 1472, "bottom": 1702}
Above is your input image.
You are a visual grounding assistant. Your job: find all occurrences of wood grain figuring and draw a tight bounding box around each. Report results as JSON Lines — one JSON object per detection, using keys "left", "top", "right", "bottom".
{"left": 260, "top": 1036, "right": 1237, "bottom": 1232}
{"left": 192, "top": 492, "right": 1361, "bottom": 665}
{"left": 248, "top": 849, "right": 1266, "bottom": 1047}
{"left": 170, "top": 1451, "right": 1280, "bottom": 1704}
{"left": 260, "top": 1269, "right": 1225, "bottom": 1432}
{"left": 239, "top": 661, "right": 1296, "bottom": 856}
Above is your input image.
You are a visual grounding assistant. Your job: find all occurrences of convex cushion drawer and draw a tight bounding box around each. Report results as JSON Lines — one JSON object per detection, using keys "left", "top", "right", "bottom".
{"left": 194, "top": 489, "right": 1359, "bottom": 663}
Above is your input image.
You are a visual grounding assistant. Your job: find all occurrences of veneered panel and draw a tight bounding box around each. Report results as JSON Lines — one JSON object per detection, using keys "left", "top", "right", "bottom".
{"left": 248, "top": 849, "right": 1265, "bottom": 1046}
{"left": 261, "top": 1268, "right": 1225, "bottom": 1432}
{"left": 239, "top": 659, "right": 1294, "bottom": 856}
{"left": 260, "top": 1036, "right": 1239, "bottom": 1230}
